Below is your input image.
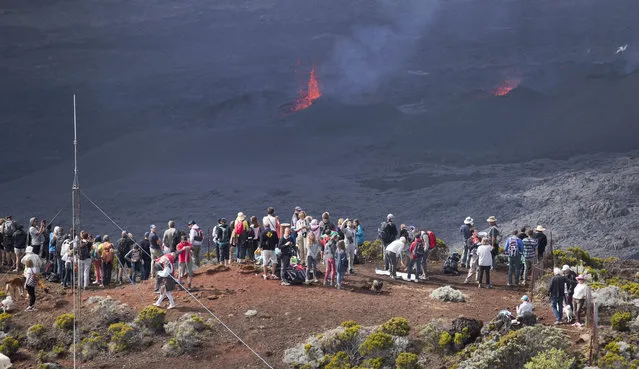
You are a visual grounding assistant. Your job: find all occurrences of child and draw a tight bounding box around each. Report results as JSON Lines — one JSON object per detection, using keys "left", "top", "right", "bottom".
{"left": 24, "top": 259, "right": 38, "bottom": 311}
{"left": 305, "top": 232, "right": 321, "bottom": 284}
{"left": 61, "top": 245, "right": 74, "bottom": 288}
{"left": 154, "top": 252, "right": 177, "bottom": 309}
{"left": 336, "top": 240, "right": 348, "bottom": 289}
{"left": 323, "top": 232, "right": 338, "bottom": 287}
{"left": 176, "top": 235, "right": 193, "bottom": 289}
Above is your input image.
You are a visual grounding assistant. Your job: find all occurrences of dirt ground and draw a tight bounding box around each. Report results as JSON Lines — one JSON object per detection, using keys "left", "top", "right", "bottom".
{"left": 2, "top": 260, "right": 581, "bottom": 369}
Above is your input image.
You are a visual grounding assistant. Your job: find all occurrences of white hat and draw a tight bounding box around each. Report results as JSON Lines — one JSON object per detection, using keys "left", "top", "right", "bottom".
{"left": 464, "top": 217, "right": 474, "bottom": 225}
{"left": 399, "top": 236, "right": 407, "bottom": 243}
{"left": 236, "top": 212, "right": 246, "bottom": 221}
{"left": 535, "top": 225, "right": 546, "bottom": 232}
{"left": 553, "top": 267, "right": 562, "bottom": 275}
{"left": 387, "top": 214, "right": 394, "bottom": 221}
{"left": 562, "top": 265, "right": 570, "bottom": 272}
{"left": 25, "top": 246, "right": 33, "bottom": 254}
{"left": 486, "top": 216, "right": 497, "bottom": 223}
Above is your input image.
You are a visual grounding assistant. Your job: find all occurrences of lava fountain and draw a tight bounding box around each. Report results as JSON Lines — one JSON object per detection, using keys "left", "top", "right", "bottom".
{"left": 493, "top": 79, "right": 520, "bottom": 96}
{"left": 292, "top": 65, "right": 321, "bottom": 112}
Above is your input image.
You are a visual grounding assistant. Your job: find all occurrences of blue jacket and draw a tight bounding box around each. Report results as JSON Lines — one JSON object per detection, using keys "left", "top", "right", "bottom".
{"left": 504, "top": 236, "right": 524, "bottom": 257}
{"left": 336, "top": 250, "right": 348, "bottom": 274}
{"left": 356, "top": 225, "right": 365, "bottom": 245}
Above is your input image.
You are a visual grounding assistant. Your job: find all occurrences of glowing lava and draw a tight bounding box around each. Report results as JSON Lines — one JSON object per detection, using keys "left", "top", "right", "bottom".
{"left": 493, "top": 79, "right": 520, "bottom": 96}
{"left": 292, "top": 65, "right": 321, "bottom": 112}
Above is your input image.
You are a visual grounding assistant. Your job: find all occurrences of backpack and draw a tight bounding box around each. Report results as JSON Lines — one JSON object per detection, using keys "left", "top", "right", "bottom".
{"left": 102, "top": 243, "right": 114, "bottom": 263}
{"left": 415, "top": 240, "right": 426, "bottom": 258}
{"left": 193, "top": 228, "right": 204, "bottom": 242}
{"left": 219, "top": 226, "right": 230, "bottom": 243}
{"left": 443, "top": 253, "right": 460, "bottom": 275}
{"left": 426, "top": 231, "right": 437, "bottom": 249}
{"left": 3, "top": 221, "right": 16, "bottom": 240}
{"left": 172, "top": 229, "right": 181, "bottom": 249}
{"left": 378, "top": 222, "right": 393, "bottom": 243}
{"left": 508, "top": 237, "right": 521, "bottom": 258}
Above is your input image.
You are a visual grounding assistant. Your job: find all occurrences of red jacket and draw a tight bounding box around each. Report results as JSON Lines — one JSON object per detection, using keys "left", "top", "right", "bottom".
{"left": 409, "top": 239, "right": 423, "bottom": 259}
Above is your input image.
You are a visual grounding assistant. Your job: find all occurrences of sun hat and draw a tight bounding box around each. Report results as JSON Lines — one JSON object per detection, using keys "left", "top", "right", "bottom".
{"left": 387, "top": 214, "right": 394, "bottom": 221}
{"left": 26, "top": 246, "right": 33, "bottom": 253}
{"left": 486, "top": 216, "right": 497, "bottom": 223}
{"left": 236, "top": 212, "right": 246, "bottom": 221}
{"left": 535, "top": 225, "right": 546, "bottom": 232}
{"left": 464, "top": 217, "right": 474, "bottom": 225}
{"left": 521, "top": 295, "right": 529, "bottom": 301}
{"left": 554, "top": 267, "right": 561, "bottom": 275}
{"left": 400, "top": 236, "right": 407, "bottom": 243}
{"left": 150, "top": 224, "right": 156, "bottom": 229}
{"left": 576, "top": 274, "right": 585, "bottom": 280}
{"left": 562, "top": 265, "right": 570, "bottom": 271}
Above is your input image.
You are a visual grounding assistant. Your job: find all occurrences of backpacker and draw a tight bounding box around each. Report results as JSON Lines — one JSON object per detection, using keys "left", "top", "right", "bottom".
{"left": 3, "top": 220, "right": 15, "bottom": 243}
{"left": 102, "top": 243, "right": 114, "bottom": 263}
{"left": 171, "top": 229, "right": 181, "bottom": 249}
{"left": 443, "top": 252, "right": 461, "bottom": 275}
{"left": 426, "top": 231, "right": 437, "bottom": 249}
{"left": 507, "top": 237, "right": 521, "bottom": 258}
{"left": 414, "top": 240, "right": 426, "bottom": 258}
{"left": 193, "top": 228, "right": 204, "bottom": 242}
{"left": 218, "top": 225, "right": 231, "bottom": 243}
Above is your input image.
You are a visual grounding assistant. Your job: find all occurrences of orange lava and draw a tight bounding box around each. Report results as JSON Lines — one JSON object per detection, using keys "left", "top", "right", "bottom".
{"left": 493, "top": 79, "right": 520, "bottom": 96}
{"left": 292, "top": 65, "right": 321, "bottom": 111}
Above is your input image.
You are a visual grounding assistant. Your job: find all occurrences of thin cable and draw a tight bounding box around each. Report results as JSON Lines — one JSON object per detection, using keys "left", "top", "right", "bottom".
{"left": 80, "top": 190, "right": 274, "bottom": 369}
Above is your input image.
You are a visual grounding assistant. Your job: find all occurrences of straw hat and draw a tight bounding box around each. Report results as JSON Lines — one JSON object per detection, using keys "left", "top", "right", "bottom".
{"left": 464, "top": 217, "right": 474, "bottom": 225}
{"left": 486, "top": 216, "right": 497, "bottom": 223}
{"left": 535, "top": 225, "right": 546, "bottom": 232}
{"left": 236, "top": 212, "right": 246, "bottom": 221}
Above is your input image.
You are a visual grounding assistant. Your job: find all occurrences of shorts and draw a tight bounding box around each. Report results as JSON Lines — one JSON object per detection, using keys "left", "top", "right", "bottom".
{"left": 178, "top": 261, "right": 193, "bottom": 277}
{"left": 261, "top": 250, "right": 277, "bottom": 266}
{"left": 4, "top": 244, "right": 14, "bottom": 253}
{"left": 15, "top": 247, "right": 25, "bottom": 256}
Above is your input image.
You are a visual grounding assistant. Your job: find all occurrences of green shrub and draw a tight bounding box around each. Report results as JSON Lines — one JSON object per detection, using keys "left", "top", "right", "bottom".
{"left": 341, "top": 320, "right": 359, "bottom": 328}
{"left": 361, "top": 357, "right": 383, "bottom": 369}
{"left": 439, "top": 331, "right": 452, "bottom": 348}
{"left": 454, "top": 328, "right": 470, "bottom": 346}
{"left": 620, "top": 282, "right": 639, "bottom": 298}
{"left": 0, "top": 291, "right": 5, "bottom": 299}
{"left": 107, "top": 322, "right": 137, "bottom": 353}
{"left": 359, "top": 332, "right": 393, "bottom": 357}
{"left": 81, "top": 331, "right": 106, "bottom": 360}
{"left": 52, "top": 343, "right": 66, "bottom": 357}
{"left": 395, "top": 352, "right": 419, "bottom": 369}
{"left": 26, "top": 324, "right": 46, "bottom": 348}
{"left": 54, "top": 313, "right": 75, "bottom": 331}
{"left": 524, "top": 347, "right": 575, "bottom": 369}
{"left": 0, "top": 336, "right": 20, "bottom": 357}
{"left": 590, "top": 281, "right": 606, "bottom": 290}
{"left": 325, "top": 351, "right": 352, "bottom": 369}
{"left": 359, "top": 240, "right": 383, "bottom": 261}
{"left": 610, "top": 311, "right": 632, "bottom": 331}
{"left": 380, "top": 317, "right": 410, "bottom": 337}
{"left": 136, "top": 305, "right": 166, "bottom": 332}
{"left": 419, "top": 319, "right": 447, "bottom": 352}
{"left": 598, "top": 351, "right": 632, "bottom": 369}
{"left": 0, "top": 313, "right": 12, "bottom": 332}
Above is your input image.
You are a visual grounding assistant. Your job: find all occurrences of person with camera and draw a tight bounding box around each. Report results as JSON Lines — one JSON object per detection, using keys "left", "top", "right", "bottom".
{"left": 295, "top": 211, "right": 308, "bottom": 266}
{"left": 28, "top": 217, "right": 46, "bottom": 257}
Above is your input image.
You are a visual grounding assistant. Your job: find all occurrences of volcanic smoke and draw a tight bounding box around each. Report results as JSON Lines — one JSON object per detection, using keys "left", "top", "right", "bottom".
{"left": 292, "top": 65, "right": 321, "bottom": 112}
{"left": 493, "top": 79, "right": 520, "bottom": 96}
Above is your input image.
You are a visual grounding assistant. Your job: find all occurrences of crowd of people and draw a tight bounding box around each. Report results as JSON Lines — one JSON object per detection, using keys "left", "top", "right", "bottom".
{"left": 0, "top": 208, "right": 591, "bottom": 327}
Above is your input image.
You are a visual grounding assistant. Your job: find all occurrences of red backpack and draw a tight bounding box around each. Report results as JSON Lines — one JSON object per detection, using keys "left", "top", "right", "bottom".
{"left": 426, "top": 231, "right": 437, "bottom": 249}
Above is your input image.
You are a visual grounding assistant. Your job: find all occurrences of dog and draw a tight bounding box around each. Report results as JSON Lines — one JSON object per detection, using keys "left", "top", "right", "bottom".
{"left": 563, "top": 304, "right": 574, "bottom": 323}
{"left": 0, "top": 296, "right": 14, "bottom": 313}
{"left": 4, "top": 276, "right": 25, "bottom": 299}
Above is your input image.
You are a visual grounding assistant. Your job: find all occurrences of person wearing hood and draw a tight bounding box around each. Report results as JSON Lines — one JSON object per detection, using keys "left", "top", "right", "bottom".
{"left": 460, "top": 217, "right": 473, "bottom": 268}
{"left": 188, "top": 221, "right": 203, "bottom": 267}
{"left": 28, "top": 217, "right": 46, "bottom": 257}
{"left": 385, "top": 236, "right": 408, "bottom": 279}
{"left": 354, "top": 219, "right": 364, "bottom": 247}
{"left": 12, "top": 224, "right": 28, "bottom": 272}
{"left": 21, "top": 245, "right": 43, "bottom": 275}
{"left": 310, "top": 219, "right": 321, "bottom": 241}
{"left": 278, "top": 227, "right": 295, "bottom": 286}
{"left": 342, "top": 219, "right": 357, "bottom": 275}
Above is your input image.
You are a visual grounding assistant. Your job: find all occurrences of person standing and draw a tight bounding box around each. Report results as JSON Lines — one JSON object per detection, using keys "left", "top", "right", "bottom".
{"left": 52, "top": 227, "right": 65, "bottom": 279}
{"left": 188, "top": 221, "right": 204, "bottom": 267}
{"left": 572, "top": 274, "right": 589, "bottom": 327}
{"left": 139, "top": 232, "right": 152, "bottom": 280}
{"left": 215, "top": 218, "right": 231, "bottom": 266}
{"left": 278, "top": 227, "right": 295, "bottom": 286}
{"left": 24, "top": 259, "right": 38, "bottom": 311}
{"left": 548, "top": 267, "right": 567, "bottom": 324}
{"left": 13, "top": 224, "right": 28, "bottom": 272}
{"left": 380, "top": 214, "right": 398, "bottom": 271}
{"left": 407, "top": 233, "right": 426, "bottom": 282}
{"left": 260, "top": 224, "right": 279, "bottom": 280}
{"left": 101, "top": 236, "right": 115, "bottom": 288}
{"left": 335, "top": 241, "right": 348, "bottom": 290}
{"left": 533, "top": 226, "right": 548, "bottom": 263}
{"left": 125, "top": 244, "right": 144, "bottom": 284}
{"left": 28, "top": 217, "right": 46, "bottom": 257}
{"left": 486, "top": 216, "right": 500, "bottom": 271}
{"left": 562, "top": 264, "right": 578, "bottom": 318}
{"left": 247, "top": 216, "right": 261, "bottom": 261}
{"left": 291, "top": 206, "right": 303, "bottom": 229}
{"left": 162, "top": 220, "right": 180, "bottom": 253}
{"left": 522, "top": 230, "right": 538, "bottom": 284}
{"left": 91, "top": 235, "right": 103, "bottom": 285}
{"left": 3, "top": 216, "right": 17, "bottom": 270}
{"left": 319, "top": 212, "right": 335, "bottom": 236}
{"left": 77, "top": 232, "right": 92, "bottom": 289}
{"left": 305, "top": 232, "right": 321, "bottom": 284}
{"left": 176, "top": 235, "right": 193, "bottom": 289}
{"left": 231, "top": 212, "right": 249, "bottom": 263}
{"left": 504, "top": 230, "right": 524, "bottom": 287}
{"left": 464, "top": 229, "right": 480, "bottom": 284}
{"left": 354, "top": 219, "right": 364, "bottom": 247}
{"left": 323, "top": 232, "right": 338, "bottom": 287}
{"left": 149, "top": 225, "right": 162, "bottom": 277}
{"left": 295, "top": 212, "right": 308, "bottom": 266}
{"left": 342, "top": 219, "right": 357, "bottom": 274}
{"left": 460, "top": 217, "right": 473, "bottom": 268}
{"left": 476, "top": 237, "right": 493, "bottom": 288}
{"left": 116, "top": 231, "right": 133, "bottom": 284}
{"left": 262, "top": 207, "right": 280, "bottom": 238}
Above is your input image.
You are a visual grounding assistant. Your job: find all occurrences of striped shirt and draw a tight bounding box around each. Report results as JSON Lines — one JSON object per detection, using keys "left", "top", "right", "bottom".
{"left": 522, "top": 237, "right": 538, "bottom": 259}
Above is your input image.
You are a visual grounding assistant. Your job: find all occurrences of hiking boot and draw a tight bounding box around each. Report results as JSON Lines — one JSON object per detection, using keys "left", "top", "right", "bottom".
{"left": 25, "top": 306, "right": 34, "bottom": 312}
{"left": 281, "top": 281, "right": 291, "bottom": 286}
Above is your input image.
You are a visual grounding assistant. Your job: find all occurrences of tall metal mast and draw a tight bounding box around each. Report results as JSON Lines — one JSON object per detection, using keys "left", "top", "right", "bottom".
{"left": 72, "top": 94, "right": 80, "bottom": 238}
{"left": 71, "top": 94, "right": 81, "bottom": 369}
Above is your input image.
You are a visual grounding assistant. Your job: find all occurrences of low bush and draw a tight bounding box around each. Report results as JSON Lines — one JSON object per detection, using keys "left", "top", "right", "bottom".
{"left": 359, "top": 332, "right": 393, "bottom": 357}
{"left": 341, "top": 320, "right": 359, "bottom": 328}
{"left": 163, "top": 313, "right": 213, "bottom": 356}
{"left": 0, "top": 313, "right": 12, "bottom": 332}
{"left": 439, "top": 331, "right": 452, "bottom": 349}
{"left": 0, "top": 336, "right": 20, "bottom": 357}
{"left": 395, "top": 352, "right": 419, "bottom": 369}
{"left": 524, "top": 347, "right": 575, "bottom": 369}
{"left": 54, "top": 313, "right": 75, "bottom": 331}
{"left": 431, "top": 286, "right": 466, "bottom": 303}
{"left": 610, "top": 311, "right": 632, "bottom": 332}
{"left": 107, "top": 323, "right": 138, "bottom": 353}
{"left": 26, "top": 324, "right": 46, "bottom": 348}
{"left": 359, "top": 240, "right": 383, "bottom": 261}
{"left": 380, "top": 317, "right": 410, "bottom": 337}
{"left": 136, "top": 305, "right": 166, "bottom": 333}
{"left": 81, "top": 332, "right": 106, "bottom": 360}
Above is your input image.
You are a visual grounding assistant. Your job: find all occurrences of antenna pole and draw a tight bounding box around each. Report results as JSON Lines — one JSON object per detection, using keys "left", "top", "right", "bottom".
{"left": 71, "top": 94, "right": 82, "bottom": 369}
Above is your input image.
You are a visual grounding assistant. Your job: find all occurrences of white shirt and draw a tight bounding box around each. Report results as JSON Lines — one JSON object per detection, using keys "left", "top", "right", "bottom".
{"left": 21, "top": 253, "right": 42, "bottom": 275}
{"left": 262, "top": 215, "right": 278, "bottom": 231}
{"left": 517, "top": 301, "right": 533, "bottom": 317}
{"left": 386, "top": 239, "right": 407, "bottom": 255}
{"left": 189, "top": 225, "right": 203, "bottom": 246}
{"left": 573, "top": 283, "right": 588, "bottom": 299}
{"left": 477, "top": 245, "right": 493, "bottom": 267}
